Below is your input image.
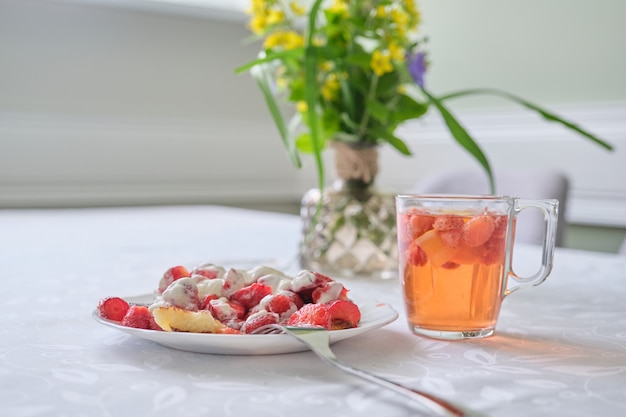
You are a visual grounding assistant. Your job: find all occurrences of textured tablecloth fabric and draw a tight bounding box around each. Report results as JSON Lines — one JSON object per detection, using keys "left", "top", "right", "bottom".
{"left": 1, "top": 205, "right": 625, "bottom": 417}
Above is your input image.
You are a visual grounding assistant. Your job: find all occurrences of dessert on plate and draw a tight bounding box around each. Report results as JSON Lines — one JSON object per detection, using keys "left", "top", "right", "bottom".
{"left": 97, "top": 263, "right": 361, "bottom": 334}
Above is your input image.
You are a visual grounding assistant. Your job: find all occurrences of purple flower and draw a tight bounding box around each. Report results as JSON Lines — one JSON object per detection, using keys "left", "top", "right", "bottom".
{"left": 407, "top": 51, "right": 426, "bottom": 87}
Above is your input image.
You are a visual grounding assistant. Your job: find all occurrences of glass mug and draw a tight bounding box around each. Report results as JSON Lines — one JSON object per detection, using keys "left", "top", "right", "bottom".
{"left": 395, "top": 194, "right": 558, "bottom": 340}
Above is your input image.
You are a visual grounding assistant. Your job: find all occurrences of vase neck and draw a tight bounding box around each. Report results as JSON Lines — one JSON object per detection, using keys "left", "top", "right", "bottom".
{"left": 331, "top": 141, "right": 379, "bottom": 186}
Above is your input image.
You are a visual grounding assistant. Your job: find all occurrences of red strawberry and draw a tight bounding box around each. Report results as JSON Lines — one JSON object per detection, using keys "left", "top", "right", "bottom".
{"left": 265, "top": 293, "right": 295, "bottom": 316}
{"left": 311, "top": 282, "right": 348, "bottom": 303}
{"left": 97, "top": 297, "right": 130, "bottom": 321}
{"left": 439, "top": 229, "right": 462, "bottom": 248}
{"left": 157, "top": 265, "right": 191, "bottom": 293}
{"left": 199, "top": 294, "right": 219, "bottom": 310}
{"left": 441, "top": 261, "right": 461, "bottom": 269}
{"left": 325, "top": 299, "right": 361, "bottom": 330}
{"left": 287, "top": 303, "right": 332, "bottom": 330}
{"left": 406, "top": 241, "right": 427, "bottom": 266}
{"left": 492, "top": 215, "right": 509, "bottom": 239}
{"left": 208, "top": 299, "right": 246, "bottom": 322}
{"left": 408, "top": 212, "right": 435, "bottom": 239}
{"left": 230, "top": 283, "right": 273, "bottom": 310}
{"left": 433, "top": 215, "right": 464, "bottom": 231}
{"left": 463, "top": 215, "right": 496, "bottom": 248}
{"left": 121, "top": 305, "right": 153, "bottom": 329}
{"left": 241, "top": 311, "right": 279, "bottom": 334}
{"left": 281, "top": 290, "right": 304, "bottom": 309}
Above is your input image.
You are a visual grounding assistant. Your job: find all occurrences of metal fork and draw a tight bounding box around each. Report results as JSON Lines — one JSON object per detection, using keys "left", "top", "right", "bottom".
{"left": 254, "top": 325, "right": 480, "bottom": 417}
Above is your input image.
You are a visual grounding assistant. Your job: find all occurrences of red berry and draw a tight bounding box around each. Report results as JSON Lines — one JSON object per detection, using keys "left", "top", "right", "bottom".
{"left": 230, "top": 283, "right": 273, "bottom": 310}
{"left": 463, "top": 215, "right": 496, "bottom": 248}
{"left": 439, "top": 229, "right": 462, "bottom": 248}
{"left": 433, "top": 215, "right": 464, "bottom": 231}
{"left": 157, "top": 265, "right": 191, "bottom": 293}
{"left": 265, "top": 293, "right": 294, "bottom": 316}
{"left": 406, "top": 241, "right": 427, "bottom": 266}
{"left": 97, "top": 297, "right": 130, "bottom": 321}
{"left": 408, "top": 212, "right": 435, "bottom": 239}
{"left": 241, "top": 311, "right": 279, "bottom": 334}
{"left": 492, "top": 215, "right": 508, "bottom": 239}
{"left": 199, "top": 294, "right": 219, "bottom": 310}
{"left": 208, "top": 299, "right": 246, "bottom": 322}
{"left": 325, "top": 299, "right": 361, "bottom": 330}
{"left": 121, "top": 305, "right": 153, "bottom": 329}
{"left": 287, "top": 303, "right": 332, "bottom": 329}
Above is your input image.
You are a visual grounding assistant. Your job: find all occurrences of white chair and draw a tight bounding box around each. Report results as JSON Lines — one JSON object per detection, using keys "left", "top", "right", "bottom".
{"left": 409, "top": 167, "right": 570, "bottom": 247}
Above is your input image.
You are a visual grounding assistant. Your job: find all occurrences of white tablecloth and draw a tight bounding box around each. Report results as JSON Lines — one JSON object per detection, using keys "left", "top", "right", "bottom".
{"left": 1, "top": 205, "right": 625, "bottom": 417}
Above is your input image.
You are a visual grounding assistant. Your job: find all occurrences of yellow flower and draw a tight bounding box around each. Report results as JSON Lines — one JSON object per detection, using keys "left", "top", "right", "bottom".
{"left": 296, "top": 101, "right": 308, "bottom": 113}
{"left": 375, "top": 5, "right": 388, "bottom": 18}
{"left": 276, "top": 77, "right": 287, "bottom": 89}
{"left": 266, "top": 9, "right": 285, "bottom": 25}
{"left": 391, "top": 8, "right": 409, "bottom": 36}
{"left": 263, "top": 30, "right": 304, "bottom": 50}
{"left": 282, "top": 31, "right": 304, "bottom": 50}
{"left": 319, "top": 61, "right": 334, "bottom": 72}
{"left": 371, "top": 50, "right": 393, "bottom": 76}
{"left": 321, "top": 74, "right": 340, "bottom": 101}
{"left": 290, "top": 1, "right": 306, "bottom": 16}
{"left": 246, "top": 0, "right": 266, "bottom": 15}
{"left": 248, "top": 14, "right": 268, "bottom": 35}
{"left": 388, "top": 41, "right": 405, "bottom": 61}
{"left": 327, "top": 0, "right": 349, "bottom": 17}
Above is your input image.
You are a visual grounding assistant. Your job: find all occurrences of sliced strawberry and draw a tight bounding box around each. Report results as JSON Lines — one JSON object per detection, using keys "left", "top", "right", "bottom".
{"left": 208, "top": 299, "right": 246, "bottom": 322}
{"left": 408, "top": 211, "right": 435, "bottom": 239}
{"left": 462, "top": 215, "right": 496, "bottom": 248}
{"left": 439, "top": 229, "right": 462, "bottom": 249}
{"left": 492, "top": 215, "right": 509, "bottom": 239}
{"left": 311, "top": 282, "right": 347, "bottom": 304}
{"left": 265, "top": 293, "right": 294, "bottom": 316}
{"left": 216, "top": 327, "right": 241, "bottom": 334}
{"left": 287, "top": 303, "right": 332, "bottom": 330}
{"left": 281, "top": 290, "right": 304, "bottom": 309}
{"left": 97, "top": 297, "right": 130, "bottom": 321}
{"left": 199, "top": 294, "right": 219, "bottom": 310}
{"left": 230, "top": 283, "right": 273, "bottom": 310}
{"left": 241, "top": 311, "right": 279, "bottom": 334}
{"left": 325, "top": 299, "right": 361, "bottom": 330}
{"left": 433, "top": 215, "right": 464, "bottom": 231}
{"left": 406, "top": 240, "right": 427, "bottom": 266}
{"left": 121, "top": 305, "right": 153, "bottom": 329}
{"left": 157, "top": 265, "right": 191, "bottom": 294}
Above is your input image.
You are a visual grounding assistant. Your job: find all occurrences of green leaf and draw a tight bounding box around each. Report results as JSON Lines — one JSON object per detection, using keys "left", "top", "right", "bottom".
{"left": 391, "top": 94, "right": 429, "bottom": 122}
{"left": 366, "top": 99, "right": 390, "bottom": 123}
{"left": 421, "top": 87, "right": 495, "bottom": 193}
{"left": 251, "top": 64, "right": 302, "bottom": 169}
{"left": 438, "top": 88, "right": 614, "bottom": 151}
{"left": 370, "top": 126, "right": 412, "bottom": 156}
{"left": 235, "top": 48, "right": 304, "bottom": 74}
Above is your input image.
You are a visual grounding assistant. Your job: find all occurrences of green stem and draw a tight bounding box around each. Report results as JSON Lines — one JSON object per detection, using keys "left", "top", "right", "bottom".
{"left": 358, "top": 75, "right": 379, "bottom": 140}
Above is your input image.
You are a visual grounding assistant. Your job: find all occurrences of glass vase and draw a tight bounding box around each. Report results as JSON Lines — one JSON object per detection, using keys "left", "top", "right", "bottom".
{"left": 299, "top": 178, "right": 398, "bottom": 279}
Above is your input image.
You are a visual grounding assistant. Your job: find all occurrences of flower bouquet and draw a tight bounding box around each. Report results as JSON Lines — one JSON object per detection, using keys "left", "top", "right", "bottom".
{"left": 236, "top": 0, "right": 612, "bottom": 278}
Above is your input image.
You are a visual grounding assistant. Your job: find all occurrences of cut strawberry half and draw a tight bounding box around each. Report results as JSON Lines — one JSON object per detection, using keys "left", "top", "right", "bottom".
{"left": 230, "top": 283, "right": 273, "bottom": 310}
{"left": 121, "top": 305, "right": 153, "bottom": 329}
{"left": 97, "top": 297, "right": 130, "bottom": 321}
{"left": 325, "top": 299, "right": 361, "bottom": 330}
{"left": 287, "top": 303, "right": 332, "bottom": 330}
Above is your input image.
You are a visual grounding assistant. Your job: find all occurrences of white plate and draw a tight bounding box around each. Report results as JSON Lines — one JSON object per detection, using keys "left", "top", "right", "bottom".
{"left": 92, "top": 294, "right": 399, "bottom": 355}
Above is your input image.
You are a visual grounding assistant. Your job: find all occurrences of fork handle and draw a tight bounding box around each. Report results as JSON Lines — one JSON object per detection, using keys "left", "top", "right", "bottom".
{"left": 326, "top": 356, "right": 480, "bottom": 417}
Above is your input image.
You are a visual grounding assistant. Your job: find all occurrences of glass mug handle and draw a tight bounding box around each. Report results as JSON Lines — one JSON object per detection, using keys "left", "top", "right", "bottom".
{"left": 505, "top": 198, "right": 559, "bottom": 295}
